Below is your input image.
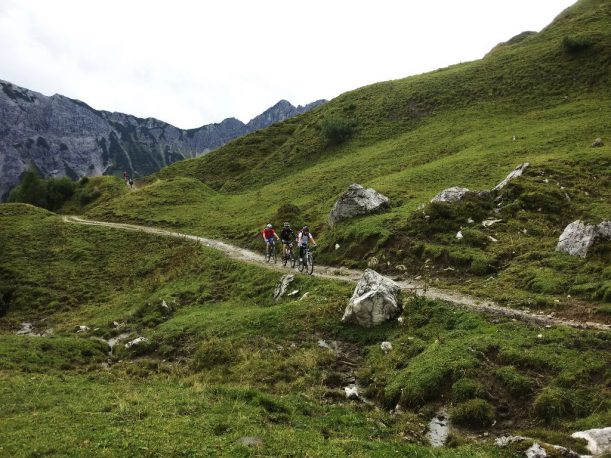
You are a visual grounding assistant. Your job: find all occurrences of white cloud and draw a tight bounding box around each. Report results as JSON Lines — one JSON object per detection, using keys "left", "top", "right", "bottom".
{"left": 0, "top": 0, "right": 576, "bottom": 128}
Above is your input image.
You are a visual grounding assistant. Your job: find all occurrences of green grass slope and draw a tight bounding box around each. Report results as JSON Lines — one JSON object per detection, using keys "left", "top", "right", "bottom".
{"left": 78, "top": 0, "right": 611, "bottom": 313}
{"left": 1, "top": 204, "right": 609, "bottom": 456}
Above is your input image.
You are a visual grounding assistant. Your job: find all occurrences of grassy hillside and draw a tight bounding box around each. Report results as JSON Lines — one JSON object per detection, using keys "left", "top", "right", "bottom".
{"left": 78, "top": 0, "right": 611, "bottom": 314}
{"left": 1, "top": 204, "right": 609, "bottom": 456}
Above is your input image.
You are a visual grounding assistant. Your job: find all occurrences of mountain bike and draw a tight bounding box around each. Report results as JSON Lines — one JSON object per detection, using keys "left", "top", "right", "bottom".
{"left": 297, "top": 245, "right": 314, "bottom": 275}
{"left": 282, "top": 242, "right": 296, "bottom": 268}
{"left": 265, "top": 240, "right": 277, "bottom": 263}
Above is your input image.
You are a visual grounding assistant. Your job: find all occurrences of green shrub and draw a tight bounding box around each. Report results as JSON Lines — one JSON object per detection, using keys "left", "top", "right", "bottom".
{"left": 451, "top": 378, "right": 485, "bottom": 402}
{"left": 321, "top": 116, "right": 356, "bottom": 145}
{"left": 8, "top": 168, "right": 76, "bottom": 210}
{"left": 562, "top": 35, "right": 593, "bottom": 54}
{"left": 495, "top": 366, "right": 534, "bottom": 397}
{"left": 450, "top": 399, "right": 495, "bottom": 427}
{"left": 461, "top": 228, "right": 489, "bottom": 248}
{"left": 470, "top": 255, "right": 495, "bottom": 276}
{"left": 192, "top": 337, "right": 237, "bottom": 370}
{"left": 533, "top": 387, "right": 575, "bottom": 421}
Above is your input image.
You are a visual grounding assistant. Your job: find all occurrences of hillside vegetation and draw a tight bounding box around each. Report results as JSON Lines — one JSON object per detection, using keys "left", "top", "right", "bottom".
{"left": 1, "top": 204, "right": 609, "bottom": 456}
{"left": 77, "top": 0, "right": 611, "bottom": 316}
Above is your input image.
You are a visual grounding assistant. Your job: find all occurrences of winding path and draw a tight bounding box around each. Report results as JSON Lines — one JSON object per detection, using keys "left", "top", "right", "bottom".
{"left": 63, "top": 216, "right": 610, "bottom": 332}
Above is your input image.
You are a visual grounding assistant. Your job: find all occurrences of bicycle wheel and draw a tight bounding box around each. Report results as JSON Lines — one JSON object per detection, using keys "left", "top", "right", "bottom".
{"left": 290, "top": 251, "right": 296, "bottom": 268}
{"left": 297, "top": 250, "right": 305, "bottom": 272}
{"left": 272, "top": 245, "right": 277, "bottom": 264}
{"left": 307, "top": 251, "right": 314, "bottom": 275}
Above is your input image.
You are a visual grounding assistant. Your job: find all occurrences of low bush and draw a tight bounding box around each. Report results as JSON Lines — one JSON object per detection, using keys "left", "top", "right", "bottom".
{"left": 321, "top": 116, "right": 356, "bottom": 145}
{"left": 450, "top": 399, "right": 495, "bottom": 427}
{"left": 495, "top": 366, "right": 534, "bottom": 397}
{"left": 562, "top": 35, "right": 593, "bottom": 54}
{"left": 451, "top": 378, "right": 485, "bottom": 402}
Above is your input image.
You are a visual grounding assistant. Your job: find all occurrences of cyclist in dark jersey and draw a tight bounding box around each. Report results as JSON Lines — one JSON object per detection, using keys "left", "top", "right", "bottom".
{"left": 279, "top": 222, "right": 296, "bottom": 259}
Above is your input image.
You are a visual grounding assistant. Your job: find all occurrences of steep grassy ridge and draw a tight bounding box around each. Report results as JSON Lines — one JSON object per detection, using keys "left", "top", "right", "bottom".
{"left": 1, "top": 204, "right": 609, "bottom": 455}
{"left": 81, "top": 0, "right": 611, "bottom": 312}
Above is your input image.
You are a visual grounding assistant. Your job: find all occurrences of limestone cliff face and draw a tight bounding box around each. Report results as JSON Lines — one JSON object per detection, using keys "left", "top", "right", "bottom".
{"left": 0, "top": 79, "right": 325, "bottom": 199}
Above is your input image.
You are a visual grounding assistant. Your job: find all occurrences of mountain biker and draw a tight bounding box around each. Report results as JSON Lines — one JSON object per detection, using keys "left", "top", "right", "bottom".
{"left": 297, "top": 226, "right": 317, "bottom": 262}
{"left": 279, "top": 222, "right": 296, "bottom": 258}
{"left": 262, "top": 223, "right": 280, "bottom": 256}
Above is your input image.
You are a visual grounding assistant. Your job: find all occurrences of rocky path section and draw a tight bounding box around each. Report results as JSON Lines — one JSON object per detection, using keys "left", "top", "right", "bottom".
{"left": 63, "top": 216, "right": 610, "bottom": 332}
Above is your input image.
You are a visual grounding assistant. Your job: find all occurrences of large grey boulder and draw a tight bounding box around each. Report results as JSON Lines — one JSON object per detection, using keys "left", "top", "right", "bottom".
{"left": 431, "top": 186, "right": 471, "bottom": 203}
{"left": 342, "top": 269, "right": 402, "bottom": 327}
{"left": 492, "top": 162, "right": 529, "bottom": 191}
{"left": 556, "top": 220, "right": 611, "bottom": 257}
{"left": 329, "top": 184, "right": 390, "bottom": 226}
{"left": 571, "top": 427, "right": 611, "bottom": 456}
{"left": 273, "top": 274, "right": 295, "bottom": 302}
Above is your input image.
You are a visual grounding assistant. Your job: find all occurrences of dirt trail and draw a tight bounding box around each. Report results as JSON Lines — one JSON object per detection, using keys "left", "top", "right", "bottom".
{"left": 63, "top": 216, "right": 610, "bottom": 332}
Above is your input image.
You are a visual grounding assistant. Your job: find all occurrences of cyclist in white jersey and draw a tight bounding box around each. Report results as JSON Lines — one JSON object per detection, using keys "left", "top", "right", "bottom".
{"left": 297, "top": 226, "right": 317, "bottom": 261}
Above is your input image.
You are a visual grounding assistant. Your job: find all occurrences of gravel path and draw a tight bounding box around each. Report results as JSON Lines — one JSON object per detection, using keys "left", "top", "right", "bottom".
{"left": 63, "top": 216, "right": 610, "bottom": 332}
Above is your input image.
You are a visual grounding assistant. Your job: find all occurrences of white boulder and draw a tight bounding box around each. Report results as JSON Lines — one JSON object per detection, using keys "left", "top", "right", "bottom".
{"left": 571, "top": 427, "right": 611, "bottom": 456}
{"left": 125, "top": 337, "right": 148, "bottom": 349}
{"left": 380, "top": 341, "right": 393, "bottom": 353}
{"left": 556, "top": 220, "right": 611, "bottom": 257}
{"left": 342, "top": 269, "right": 403, "bottom": 328}
{"left": 329, "top": 184, "right": 390, "bottom": 226}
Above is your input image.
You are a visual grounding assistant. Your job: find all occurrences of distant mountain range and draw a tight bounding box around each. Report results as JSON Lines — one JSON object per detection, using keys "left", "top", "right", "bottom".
{"left": 0, "top": 79, "right": 326, "bottom": 199}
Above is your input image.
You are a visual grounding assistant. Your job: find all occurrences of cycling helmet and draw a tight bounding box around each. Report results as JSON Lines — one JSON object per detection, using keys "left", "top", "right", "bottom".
{"left": 266, "top": 223, "right": 272, "bottom": 228}
{"left": 283, "top": 222, "right": 290, "bottom": 228}
{"left": 303, "top": 226, "right": 309, "bottom": 231}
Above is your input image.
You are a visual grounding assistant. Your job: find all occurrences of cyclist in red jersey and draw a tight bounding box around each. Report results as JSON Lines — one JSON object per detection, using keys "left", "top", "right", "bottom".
{"left": 262, "top": 223, "right": 280, "bottom": 257}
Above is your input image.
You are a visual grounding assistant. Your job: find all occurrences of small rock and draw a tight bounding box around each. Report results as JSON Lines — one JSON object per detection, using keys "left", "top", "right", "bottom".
{"left": 125, "top": 337, "right": 148, "bottom": 349}
{"left": 300, "top": 292, "right": 310, "bottom": 301}
{"left": 591, "top": 137, "right": 604, "bottom": 148}
{"left": 492, "top": 163, "right": 530, "bottom": 191}
{"left": 537, "top": 334, "right": 543, "bottom": 339}
{"left": 397, "top": 316, "right": 404, "bottom": 324}
{"left": 431, "top": 186, "right": 471, "bottom": 203}
{"left": 525, "top": 442, "right": 547, "bottom": 458}
{"left": 161, "top": 300, "right": 170, "bottom": 311}
{"left": 488, "top": 236, "right": 498, "bottom": 242}
{"left": 482, "top": 219, "right": 502, "bottom": 227}
{"left": 287, "top": 290, "right": 300, "bottom": 297}
{"left": 236, "top": 436, "right": 263, "bottom": 447}
{"left": 556, "top": 220, "right": 611, "bottom": 257}
{"left": 344, "top": 385, "right": 359, "bottom": 400}
{"left": 367, "top": 257, "right": 379, "bottom": 268}
{"left": 380, "top": 341, "right": 393, "bottom": 353}
{"left": 273, "top": 274, "right": 295, "bottom": 302}
{"left": 77, "top": 325, "right": 90, "bottom": 333}
{"left": 467, "top": 217, "right": 475, "bottom": 224}
{"left": 495, "top": 435, "right": 527, "bottom": 447}
{"left": 395, "top": 264, "right": 407, "bottom": 271}
{"left": 456, "top": 231, "right": 463, "bottom": 239}
{"left": 335, "top": 243, "right": 340, "bottom": 250}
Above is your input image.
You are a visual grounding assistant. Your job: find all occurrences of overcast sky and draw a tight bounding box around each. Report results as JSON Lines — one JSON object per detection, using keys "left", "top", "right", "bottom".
{"left": 0, "top": 0, "right": 576, "bottom": 129}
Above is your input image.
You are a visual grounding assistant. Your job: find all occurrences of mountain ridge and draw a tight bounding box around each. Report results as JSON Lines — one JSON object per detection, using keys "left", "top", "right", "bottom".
{"left": 0, "top": 78, "right": 326, "bottom": 199}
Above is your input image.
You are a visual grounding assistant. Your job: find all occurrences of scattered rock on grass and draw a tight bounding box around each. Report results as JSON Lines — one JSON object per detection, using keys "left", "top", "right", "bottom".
{"left": 591, "top": 137, "right": 604, "bottom": 147}
{"left": 77, "top": 325, "right": 90, "bottom": 333}
{"left": 344, "top": 384, "right": 359, "bottom": 400}
{"left": 273, "top": 274, "right": 295, "bottom": 302}
{"left": 525, "top": 442, "right": 547, "bottom": 458}
{"left": 431, "top": 186, "right": 471, "bottom": 203}
{"left": 380, "top": 341, "right": 393, "bottom": 353}
{"left": 482, "top": 219, "right": 502, "bottom": 227}
{"left": 125, "top": 337, "right": 148, "bottom": 349}
{"left": 328, "top": 184, "right": 390, "bottom": 227}
{"left": 342, "top": 269, "right": 402, "bottom": 328}
{"left": 236, "top": 436, "right": 263, "bottom": 447}
{"left": 492, "top": 162, "right": 530, "bottom": 191}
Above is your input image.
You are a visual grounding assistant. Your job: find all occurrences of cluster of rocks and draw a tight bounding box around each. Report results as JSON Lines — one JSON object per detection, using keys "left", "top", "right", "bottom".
{"left": 431, "top": 162, "right": 530, "bottom": 204}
